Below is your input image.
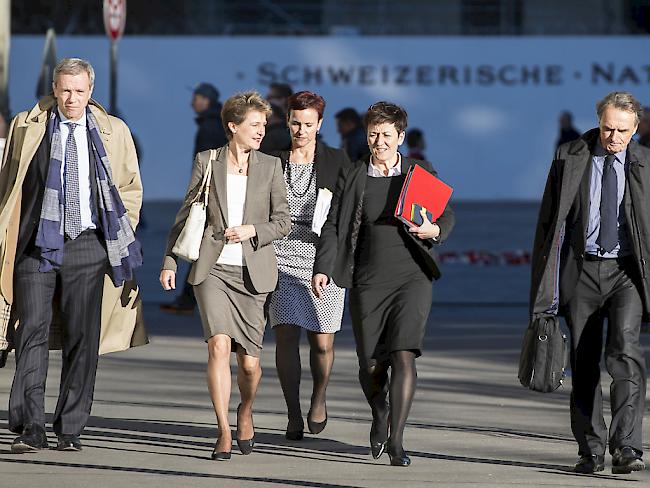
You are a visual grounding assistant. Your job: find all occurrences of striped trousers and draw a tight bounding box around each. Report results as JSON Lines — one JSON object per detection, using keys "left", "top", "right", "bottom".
{"left": 8, "top": 230, "right": 108, "bottom": 436}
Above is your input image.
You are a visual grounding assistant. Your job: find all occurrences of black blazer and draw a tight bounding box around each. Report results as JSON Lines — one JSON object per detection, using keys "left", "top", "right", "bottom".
{"left": 271, "top": 140, "right": 352, "bottom": 195}
{"left": 17, "top": 121, "right": 100, "bottom": 258}
{"left": 313, "top": 154, "right": 455, "bottom": 288}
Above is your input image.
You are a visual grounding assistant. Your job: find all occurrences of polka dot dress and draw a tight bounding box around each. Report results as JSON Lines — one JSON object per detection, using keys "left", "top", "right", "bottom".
{"left": 270, "top": 162, "right": 345, "bottom": 333}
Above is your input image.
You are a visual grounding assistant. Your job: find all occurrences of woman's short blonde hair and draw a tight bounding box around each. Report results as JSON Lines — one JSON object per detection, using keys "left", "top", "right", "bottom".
{"left": 221, "top": 91, "right": 272, "bottom": 140}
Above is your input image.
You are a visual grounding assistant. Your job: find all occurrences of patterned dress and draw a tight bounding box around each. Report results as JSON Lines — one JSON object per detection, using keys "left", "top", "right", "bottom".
{"left": 269, "top": 161, "right": 345, "bottom": 333}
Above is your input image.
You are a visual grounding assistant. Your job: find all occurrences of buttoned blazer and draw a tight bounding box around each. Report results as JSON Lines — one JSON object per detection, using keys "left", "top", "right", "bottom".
{"left": 162, "top": 145, "right": 291, "bottom": 293}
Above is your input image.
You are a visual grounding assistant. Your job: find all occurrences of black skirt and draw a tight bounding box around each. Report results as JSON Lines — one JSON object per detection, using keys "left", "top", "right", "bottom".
{"left": 350, "top": 175, "right": 433, "bottom": 368}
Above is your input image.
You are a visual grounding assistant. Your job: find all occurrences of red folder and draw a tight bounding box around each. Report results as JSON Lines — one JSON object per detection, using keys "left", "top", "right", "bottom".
{"left": 394, "top": 164, "right": 453, "bottom": 226}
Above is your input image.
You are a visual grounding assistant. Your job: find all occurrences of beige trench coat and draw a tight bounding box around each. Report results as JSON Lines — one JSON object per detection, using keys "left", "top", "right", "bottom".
{"left": 0, "top": 96, "right": 148, "bottom": 357}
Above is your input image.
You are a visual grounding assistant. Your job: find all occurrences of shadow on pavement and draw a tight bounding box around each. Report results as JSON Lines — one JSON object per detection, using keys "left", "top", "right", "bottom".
{"left": 0, "top": 457, "right": 363, "bottom": 488}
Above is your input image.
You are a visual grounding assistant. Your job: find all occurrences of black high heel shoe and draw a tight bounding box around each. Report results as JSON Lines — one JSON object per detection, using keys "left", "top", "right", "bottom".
{"left": 307, "top": 408, "right": 327, "bottom": 435}
{"left": 285, "top": 417, "right": 304, "bottom": 440}
{"left": 211, "top": 438, "right": 231, "bottom": 461}
{"left": 369, "top": 406, "right": 389, "bottom": 459}
{"left": 370, "top": 437, "right": 387, "bottom": 459}
{"left": 236, "top": 404, "right": 255, "bottom": 455}
{"left": 370, "top": 416, "right": 388, "bottom": 459}
{"left": 387, "top": 442, "right": 411, "bottom": 467}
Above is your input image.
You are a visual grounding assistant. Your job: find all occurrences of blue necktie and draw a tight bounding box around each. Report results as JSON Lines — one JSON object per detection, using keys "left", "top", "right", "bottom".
{"left": 597, "top": 154, "right": 618, "bottom": 253}
{"left": 64, "top": 122, "right": 83, "bottom": 239}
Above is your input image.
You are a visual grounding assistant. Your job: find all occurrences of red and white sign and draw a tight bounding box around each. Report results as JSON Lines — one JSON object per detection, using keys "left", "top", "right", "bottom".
{"left": 103, "top": 0, "right": 126, "bottom": 42}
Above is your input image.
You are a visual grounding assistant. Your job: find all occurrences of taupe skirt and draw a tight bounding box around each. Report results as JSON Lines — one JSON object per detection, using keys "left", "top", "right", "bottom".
{"left": 193, "top": 263, "right": 270, "bottom": 357}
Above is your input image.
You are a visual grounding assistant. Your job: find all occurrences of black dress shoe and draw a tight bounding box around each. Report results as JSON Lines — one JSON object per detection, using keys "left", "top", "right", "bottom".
{"left": 236, "top": 404, "right": 255, "bottom": 455}
{"left": 56, "top": 435, "right": 82, "bottom": 452}
{"left": 387, "top": 444, "right": 411, "bottom": 467}
{"left": 612, "top": 446, "right": 645, "bottom": 474}
{"left": 307, "top": 408, "right": 327, "bottom": 435}
{"left": 573, "top": 454, "right": 605, "bottom": 474}
{"left": 11, "top": 423, "right": 48, "bottom": 453}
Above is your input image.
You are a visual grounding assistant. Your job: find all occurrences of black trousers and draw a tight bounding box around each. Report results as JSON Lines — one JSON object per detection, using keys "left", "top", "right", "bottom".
{"left": 565, "top": 257, "right": 646, "bottom": 456}
{"left": 8, "top": 231, "right": 108, "bottom": 436}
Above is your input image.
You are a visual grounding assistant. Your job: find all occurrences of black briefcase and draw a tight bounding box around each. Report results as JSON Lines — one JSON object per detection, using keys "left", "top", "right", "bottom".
{"left": 518, "top": 314, "right": 568, "bottom": 393}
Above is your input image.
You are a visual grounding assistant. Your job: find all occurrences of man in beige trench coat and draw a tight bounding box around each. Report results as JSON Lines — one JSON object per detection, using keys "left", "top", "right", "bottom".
{"left": 0, "top": 58, "right": 147, "bottom": 453}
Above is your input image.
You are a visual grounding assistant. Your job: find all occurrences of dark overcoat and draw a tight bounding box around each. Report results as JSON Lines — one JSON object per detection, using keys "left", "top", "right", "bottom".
{"left": 530, "top": 128, "right": 650, "bottom": 317}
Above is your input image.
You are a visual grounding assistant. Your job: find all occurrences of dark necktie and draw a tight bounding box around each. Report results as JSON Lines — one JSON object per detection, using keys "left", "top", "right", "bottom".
{"left": 64, "top": 122, "right": 83, "bottom": 239}
{"left": 597, "top": 154, "right": 618, "bottom": 253}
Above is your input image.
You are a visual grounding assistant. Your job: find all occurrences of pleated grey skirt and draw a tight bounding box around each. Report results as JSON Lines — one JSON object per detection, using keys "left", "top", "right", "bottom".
{"left": 193, "top": 263, "right": 270, "bottom": 357}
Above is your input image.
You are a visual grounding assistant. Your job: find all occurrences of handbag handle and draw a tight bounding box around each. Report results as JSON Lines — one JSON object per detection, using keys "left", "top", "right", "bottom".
{"left": 191, "top": 149, "right": 215, "bottom": 206}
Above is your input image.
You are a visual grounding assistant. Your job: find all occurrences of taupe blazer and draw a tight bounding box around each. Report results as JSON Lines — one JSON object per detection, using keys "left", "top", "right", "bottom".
{"left": 162, "top": 145, "right": 291, "bottom": 293}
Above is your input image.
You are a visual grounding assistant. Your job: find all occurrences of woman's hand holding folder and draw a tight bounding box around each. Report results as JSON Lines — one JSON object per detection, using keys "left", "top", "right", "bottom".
{"left": 407, "top": 207, "right": 441, "bottom": 240}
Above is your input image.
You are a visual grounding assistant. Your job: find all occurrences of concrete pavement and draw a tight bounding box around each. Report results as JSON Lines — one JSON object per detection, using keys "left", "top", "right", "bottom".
{"left": 0, "top": 303, "right": 648, "bottom": 487}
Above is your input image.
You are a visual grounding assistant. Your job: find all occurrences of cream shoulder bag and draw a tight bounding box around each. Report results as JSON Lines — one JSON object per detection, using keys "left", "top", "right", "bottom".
{"left": 172, "top": 149, "right": 215, "bottom": 262}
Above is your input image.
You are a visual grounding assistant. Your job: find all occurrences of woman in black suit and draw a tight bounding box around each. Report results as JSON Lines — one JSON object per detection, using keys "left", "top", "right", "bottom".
{"left": 268, "top": 91, "right": 351, "bottom": 440}
{"left": 312, "top": 102, "right": 454, "bottom": 466}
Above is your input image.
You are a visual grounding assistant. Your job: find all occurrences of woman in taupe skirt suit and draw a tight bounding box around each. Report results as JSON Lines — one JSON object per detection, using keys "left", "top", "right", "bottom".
{"left": 160, "top": 91, "right": 291, "bottom": 460}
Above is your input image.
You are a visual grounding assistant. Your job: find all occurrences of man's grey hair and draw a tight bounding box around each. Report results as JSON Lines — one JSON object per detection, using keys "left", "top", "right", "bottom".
{"left": 52, "top": 58, "right": 95, "bottom": 87}
{"left": 596, "top": 91, "right": 643, "bottom": 125}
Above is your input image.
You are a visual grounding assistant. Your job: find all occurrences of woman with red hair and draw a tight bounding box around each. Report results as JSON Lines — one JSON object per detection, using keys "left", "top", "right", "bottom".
{"left": 268, "top": 91, "right": 351, "bottom": 440}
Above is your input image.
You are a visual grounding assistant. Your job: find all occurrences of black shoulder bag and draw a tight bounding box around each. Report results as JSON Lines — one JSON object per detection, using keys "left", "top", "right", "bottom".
{"left": 518, "top": 314, "right": 568, "bottom": 393}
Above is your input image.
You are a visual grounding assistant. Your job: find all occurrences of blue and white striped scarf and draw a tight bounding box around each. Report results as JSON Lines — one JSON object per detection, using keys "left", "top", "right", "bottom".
{"left": 35, "top": 108, "right": 142, "bottom": 287}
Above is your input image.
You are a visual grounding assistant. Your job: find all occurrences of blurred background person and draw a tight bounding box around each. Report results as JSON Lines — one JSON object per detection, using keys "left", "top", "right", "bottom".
{"left": 268, "top": 91, "right": 351, "bottom": 440}
{"left": 266, "top": 82, "right": 293, "bottom": 114}
{"left": 556, "top": 110, "right": 581, "bottom": 149}
{"left": 161, "top": 82, "right": 227, "bottom": 314}
{"left": 192, "top": 82, "right": 227, "bottom": 155}
{"left": 260, "top": 102, "right": 291, "bottom": 153}
{"left": 406, "top": 128, "right": 426, "bottom": 161}
{"left": 335, "top": 107, "right": 369, "bottom": 162}
{"left": 312, "top": 102, "right": 454, "bottom": 467}
{"left": 636, "top": 106, "right": 650, "bottom": 148}
{"left": 159, "top": 91, "right": 290, "bottom": 460}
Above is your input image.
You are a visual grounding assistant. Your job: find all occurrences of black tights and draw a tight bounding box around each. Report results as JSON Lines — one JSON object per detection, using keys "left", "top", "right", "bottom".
{"left": 359, "top": 350, "right": 417, "bottom": 451}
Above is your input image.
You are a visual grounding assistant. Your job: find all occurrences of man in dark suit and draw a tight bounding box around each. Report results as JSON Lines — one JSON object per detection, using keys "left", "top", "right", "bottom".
{"left": 1, "top": 58, "right": 143, "bottom": 453}
{"left": 531, "top": 92, "right": 649, "bottom": 474}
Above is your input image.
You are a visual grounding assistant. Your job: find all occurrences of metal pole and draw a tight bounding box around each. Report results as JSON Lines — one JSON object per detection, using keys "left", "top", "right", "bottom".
{"left": 109, "top": 40, "right": 117, "bottom": 114}
{"left": 0, "top": 0, "right": 11, "bottom": 119}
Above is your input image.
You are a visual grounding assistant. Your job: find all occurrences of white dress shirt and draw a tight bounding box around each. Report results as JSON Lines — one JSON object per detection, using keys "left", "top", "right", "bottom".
{"left": 58, "top": 109, "right": 96, "bottom": 230}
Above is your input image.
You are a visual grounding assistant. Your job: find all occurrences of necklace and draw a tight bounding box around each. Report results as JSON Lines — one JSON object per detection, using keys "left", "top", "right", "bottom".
{"left": 286, "top": 160, "right": 315, "bottom": 197}
{"left": 228, "top": 149, "right": 246, "bottom": 174}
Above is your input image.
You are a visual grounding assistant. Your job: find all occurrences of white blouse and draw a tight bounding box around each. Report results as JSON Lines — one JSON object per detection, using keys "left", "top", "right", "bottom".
{"left": 217, "top": 174, "right": 248, "bottom": 266}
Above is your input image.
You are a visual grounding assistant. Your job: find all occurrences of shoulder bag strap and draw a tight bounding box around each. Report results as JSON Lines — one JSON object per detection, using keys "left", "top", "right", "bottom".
{"left": 190, "top": 149, "right": 215, "bottom": 206}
